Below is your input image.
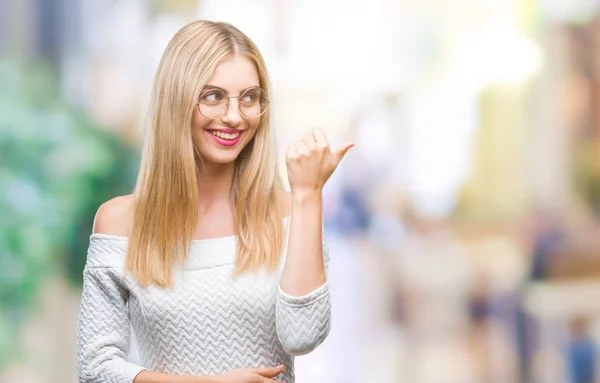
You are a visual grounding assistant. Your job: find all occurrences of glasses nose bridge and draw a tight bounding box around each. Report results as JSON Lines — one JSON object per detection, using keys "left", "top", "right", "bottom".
{"left": 223, "top": 95, "right": 242, "bottom": 117}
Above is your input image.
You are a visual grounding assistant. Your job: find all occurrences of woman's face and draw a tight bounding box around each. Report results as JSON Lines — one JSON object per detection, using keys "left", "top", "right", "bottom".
{"left": 191, "top": 55, "right": 263, "bottom": 168}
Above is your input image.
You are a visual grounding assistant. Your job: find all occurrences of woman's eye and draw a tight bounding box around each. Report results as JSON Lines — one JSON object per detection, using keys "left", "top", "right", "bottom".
{"left": 201, "top": 91, "right": 224, "bottom": 104}
{"left": 241, "top": 92, "right": 258, "bottom": 104}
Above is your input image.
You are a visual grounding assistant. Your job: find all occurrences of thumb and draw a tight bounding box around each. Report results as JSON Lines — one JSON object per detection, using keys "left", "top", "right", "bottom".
{"left": 333, "top": 141, "right": 355, "bottom": 163}
{"left": 251, "top": 365, "right": 285, "bottom": 378}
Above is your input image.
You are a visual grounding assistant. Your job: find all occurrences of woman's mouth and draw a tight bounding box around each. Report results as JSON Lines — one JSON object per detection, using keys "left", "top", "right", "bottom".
{"left": 206, "top": 130, "right": 242, "bottom": 147}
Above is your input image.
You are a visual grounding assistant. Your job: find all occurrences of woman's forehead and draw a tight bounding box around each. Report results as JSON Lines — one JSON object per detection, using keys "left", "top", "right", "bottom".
{"left": 206, "top": 55, "right": 259, "bottom": 93}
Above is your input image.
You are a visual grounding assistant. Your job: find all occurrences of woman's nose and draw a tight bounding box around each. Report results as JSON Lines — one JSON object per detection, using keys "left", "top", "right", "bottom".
{"left": 220, "top": 98, "right": 242, "bottom": 125}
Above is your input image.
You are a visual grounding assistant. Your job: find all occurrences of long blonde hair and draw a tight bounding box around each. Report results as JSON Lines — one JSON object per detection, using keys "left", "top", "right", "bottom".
{"left": 126, "top": 20, "right": 284, "bottom": 287}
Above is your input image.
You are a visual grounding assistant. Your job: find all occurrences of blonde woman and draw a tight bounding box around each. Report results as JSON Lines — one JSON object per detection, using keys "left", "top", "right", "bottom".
{"left": 76, "top": 20, "right": 353, "bottom": 383}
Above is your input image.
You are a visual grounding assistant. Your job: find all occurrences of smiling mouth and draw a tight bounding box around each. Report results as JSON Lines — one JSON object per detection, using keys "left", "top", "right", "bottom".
{"left": 208, "top": 130, "right": 240, "bottom": 140}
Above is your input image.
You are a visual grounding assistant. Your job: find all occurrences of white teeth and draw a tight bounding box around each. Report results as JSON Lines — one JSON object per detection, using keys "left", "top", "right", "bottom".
{"left": 210, "top": 131, "right": 239, "bottom": 140}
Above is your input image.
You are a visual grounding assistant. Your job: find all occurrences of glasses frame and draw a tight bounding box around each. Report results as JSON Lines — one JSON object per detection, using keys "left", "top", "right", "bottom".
{"left": 196, "top": 86, "right": 270, "bottom": 120}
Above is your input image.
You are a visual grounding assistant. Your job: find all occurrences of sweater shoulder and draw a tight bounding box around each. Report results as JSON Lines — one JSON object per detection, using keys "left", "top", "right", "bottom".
{"left": 84, "top": 234, "right": 129, "bottom": 269}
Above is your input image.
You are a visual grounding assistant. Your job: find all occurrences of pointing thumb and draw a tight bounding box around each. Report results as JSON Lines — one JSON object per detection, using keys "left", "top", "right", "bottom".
{"left": 333, "top": 141, "right": 355, "bottom": 163}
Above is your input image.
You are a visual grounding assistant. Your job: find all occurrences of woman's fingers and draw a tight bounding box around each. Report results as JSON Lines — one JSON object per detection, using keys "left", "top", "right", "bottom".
{"left": 250, "top": 365, "right": 285, "bottom": 378}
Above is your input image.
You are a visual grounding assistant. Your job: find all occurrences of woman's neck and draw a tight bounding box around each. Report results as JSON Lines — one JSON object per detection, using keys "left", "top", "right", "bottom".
{"left": 197, "top": 162, "right": 236, "bottom": 210}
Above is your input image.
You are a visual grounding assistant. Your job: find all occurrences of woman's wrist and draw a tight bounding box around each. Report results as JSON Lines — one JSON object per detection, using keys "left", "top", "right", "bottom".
{"left": 291, "top": 188, "right": 322, "bottom": 204}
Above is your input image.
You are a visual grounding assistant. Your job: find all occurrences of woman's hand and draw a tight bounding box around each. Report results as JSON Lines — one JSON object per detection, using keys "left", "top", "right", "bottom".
{"left": 218, "top": 365, "right": 285, "bottom": 383}
{"left": 285, "top": 128, "right": 354, "bottom": 196}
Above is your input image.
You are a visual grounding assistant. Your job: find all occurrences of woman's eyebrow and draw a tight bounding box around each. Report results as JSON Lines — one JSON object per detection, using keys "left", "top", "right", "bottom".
{"left": 203, "top": 84, "right": 226, "bottom": 91}
{"left": 202, "top": 85, "right": 260, "bottom": 93}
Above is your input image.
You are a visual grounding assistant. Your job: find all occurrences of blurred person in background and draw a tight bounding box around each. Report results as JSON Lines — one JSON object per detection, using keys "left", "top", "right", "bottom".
{"left": 76, "top": 20, "right": 353, "bottom": 383}
{"left": 566, "top": 316, "right": 597, "bottom": 383}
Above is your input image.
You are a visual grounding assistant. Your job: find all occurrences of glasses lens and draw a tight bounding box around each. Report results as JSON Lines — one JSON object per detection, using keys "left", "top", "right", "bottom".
{"left": 198, "top": 89, "right": 227, "bottom": 119}
{"left": 239, "top": 88, "right": 269, "bottom": 118}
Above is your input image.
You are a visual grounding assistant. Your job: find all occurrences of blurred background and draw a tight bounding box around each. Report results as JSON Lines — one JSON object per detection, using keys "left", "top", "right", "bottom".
{"left": 3, "top": 0, "right": 600, "bottom": 382}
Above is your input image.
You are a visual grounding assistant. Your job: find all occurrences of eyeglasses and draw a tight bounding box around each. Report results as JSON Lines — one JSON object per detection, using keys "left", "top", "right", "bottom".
{"left": 197, "top": 87, "right": 269, "bottom": 119}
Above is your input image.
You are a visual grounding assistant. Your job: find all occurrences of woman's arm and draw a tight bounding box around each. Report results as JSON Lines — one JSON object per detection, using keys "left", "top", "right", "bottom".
{"left": 279, "top": 129, "right": 352, "bottom": 296}
{"left": 134, "top": 366, "right": 284, "bottom": 383}
{"left": 77, "top": 251, "right": 147, "bottom": 383}
{"left": 275, "top": 129, "right": 352, "bottom": 355}
{"left": 279, "top": 191, "right": 325, "bottom": 296}
{"left": 133, "top": 370, "right": 217, "bottom": 383}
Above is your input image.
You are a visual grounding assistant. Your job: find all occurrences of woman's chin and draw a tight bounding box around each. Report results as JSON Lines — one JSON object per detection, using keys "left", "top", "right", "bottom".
{"left": 198, "top": 151, "right": 241, "bottom": 167}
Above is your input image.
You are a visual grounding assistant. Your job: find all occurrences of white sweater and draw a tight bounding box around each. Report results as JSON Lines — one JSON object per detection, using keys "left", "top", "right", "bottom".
{"left": 76, "top": 221, "right": 331, "bottom": 383}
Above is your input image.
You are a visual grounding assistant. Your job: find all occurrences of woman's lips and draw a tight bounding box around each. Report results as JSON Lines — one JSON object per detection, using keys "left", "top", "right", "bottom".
{"left": 206, "top": 129, "right": 242, "bottom": 147}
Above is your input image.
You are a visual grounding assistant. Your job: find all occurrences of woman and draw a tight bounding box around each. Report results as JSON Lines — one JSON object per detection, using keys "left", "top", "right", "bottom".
{"left": 76, "top": 20, "right": 353, "bottom": 383}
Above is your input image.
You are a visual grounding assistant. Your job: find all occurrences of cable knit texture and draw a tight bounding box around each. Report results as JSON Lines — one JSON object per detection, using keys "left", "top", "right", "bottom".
{"left": 77, "top": 219, "right": 331, "bottom": 383}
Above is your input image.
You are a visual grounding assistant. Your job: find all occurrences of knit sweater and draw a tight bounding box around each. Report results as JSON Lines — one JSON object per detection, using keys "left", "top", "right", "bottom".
{"left": 76, "top": 219, "right": 331, "bottom": 383}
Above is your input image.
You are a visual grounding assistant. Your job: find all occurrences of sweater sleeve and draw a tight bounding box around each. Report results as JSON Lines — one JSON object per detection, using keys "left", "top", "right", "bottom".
{"left": 275, "top": 225, "right": 332, "bottom": 356}
{"left": 77, "top": 237, "right": 146, "bottom": 383}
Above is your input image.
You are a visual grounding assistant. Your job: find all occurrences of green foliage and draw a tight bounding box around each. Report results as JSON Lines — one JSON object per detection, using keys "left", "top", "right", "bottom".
{"left": 0, "top": 58, "right": 138, "bottom": 369}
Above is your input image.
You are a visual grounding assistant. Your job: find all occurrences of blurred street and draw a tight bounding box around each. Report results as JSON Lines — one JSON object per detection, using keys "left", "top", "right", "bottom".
{"left": 4, "top": 1, "right": 600, "bottom": 382}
